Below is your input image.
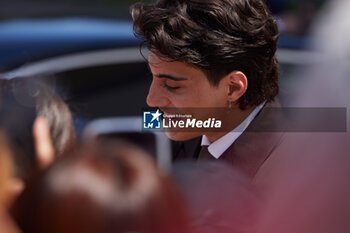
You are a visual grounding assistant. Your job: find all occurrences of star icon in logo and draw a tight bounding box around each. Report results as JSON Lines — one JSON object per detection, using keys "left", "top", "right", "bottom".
{"left": 151, "top": 109, "right": 162, "bottom": 122}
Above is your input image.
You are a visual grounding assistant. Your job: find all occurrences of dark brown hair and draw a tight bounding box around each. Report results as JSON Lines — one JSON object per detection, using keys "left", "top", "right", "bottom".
{"left": 12, "top": 141, "right": 192, "bottom": 233}
{"left": 131, "top": 0, "right": 279, "bottom": 109}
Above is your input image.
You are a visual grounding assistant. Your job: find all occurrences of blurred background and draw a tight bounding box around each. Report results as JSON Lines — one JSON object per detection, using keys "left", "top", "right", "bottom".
{"left": 0, "top": 0, "right": 152, "bottom": 19}
{"left": 0, "top": 0, "right": 327, "bottom": 20}
{"left": 0, "top": 0, "right": 330, "bottom": 136}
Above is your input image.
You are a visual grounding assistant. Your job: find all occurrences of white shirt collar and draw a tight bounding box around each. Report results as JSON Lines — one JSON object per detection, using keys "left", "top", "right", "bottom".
{"left": 201, "top": 102, "right": 265, "bottom": 159}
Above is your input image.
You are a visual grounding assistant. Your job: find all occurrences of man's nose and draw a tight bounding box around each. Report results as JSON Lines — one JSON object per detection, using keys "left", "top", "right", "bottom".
{"left": 146, "top": 81, "right": 170, "bottom": 107}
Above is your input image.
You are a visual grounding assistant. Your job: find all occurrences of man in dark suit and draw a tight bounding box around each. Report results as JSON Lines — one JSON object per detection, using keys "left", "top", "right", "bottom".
{"left": 130, "top": 0, "right": 281, "bottom": 179}
{"left": 173, "top": 100, "right": 285, "bottom": 179}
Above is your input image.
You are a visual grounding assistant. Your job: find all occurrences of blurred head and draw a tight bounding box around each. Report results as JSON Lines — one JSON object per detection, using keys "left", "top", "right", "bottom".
{"left": 12, "top": 140, "right": 192, "bottom": 233}
{"left": 0, "top": 78, "right": 75, "bottom": 181}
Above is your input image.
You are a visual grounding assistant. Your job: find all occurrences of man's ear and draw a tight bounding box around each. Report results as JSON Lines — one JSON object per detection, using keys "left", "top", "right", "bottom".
{"left": 225, "top": 71, "right": 248, "bottom": 102}
{"left": 32, "top": 117, "right": 55, "bottom": 169}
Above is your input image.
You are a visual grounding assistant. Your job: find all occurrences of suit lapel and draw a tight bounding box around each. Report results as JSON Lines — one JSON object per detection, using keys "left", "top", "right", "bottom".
{"left": 220, "top": 100, "right": 285, "bottom": 178}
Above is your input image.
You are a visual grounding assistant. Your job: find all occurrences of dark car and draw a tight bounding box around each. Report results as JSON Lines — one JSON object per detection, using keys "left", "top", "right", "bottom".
{"left": 0, "top": 18, "right": 141, "bottom": 72}
{"left": 0, "top": 18, "right": 152, "bottom": 131}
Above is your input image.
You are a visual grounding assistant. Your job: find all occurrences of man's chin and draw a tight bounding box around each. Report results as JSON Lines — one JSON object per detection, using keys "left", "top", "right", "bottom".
{"left": 165, "top": 131, "right": 202, "bottom": 141}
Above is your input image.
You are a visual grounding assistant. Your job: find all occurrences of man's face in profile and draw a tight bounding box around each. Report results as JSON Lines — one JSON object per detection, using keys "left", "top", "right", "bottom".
{"left": 147, "top": 53, "right": 228, "bottom": 141}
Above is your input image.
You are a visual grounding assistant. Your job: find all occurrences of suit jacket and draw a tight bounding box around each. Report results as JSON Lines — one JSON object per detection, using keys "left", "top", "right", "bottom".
{"left": 172, "top": 100, "right": 286, "bottom": 180}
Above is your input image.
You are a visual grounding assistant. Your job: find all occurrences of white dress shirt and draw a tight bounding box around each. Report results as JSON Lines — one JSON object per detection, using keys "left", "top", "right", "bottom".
{"left": 201, "top": 102, "right": 265, "bottom": 159}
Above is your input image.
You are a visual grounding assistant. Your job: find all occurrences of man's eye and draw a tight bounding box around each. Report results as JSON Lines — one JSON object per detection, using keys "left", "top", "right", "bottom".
{"left": 163, "top": 83, "right": 180, "bottom": 91}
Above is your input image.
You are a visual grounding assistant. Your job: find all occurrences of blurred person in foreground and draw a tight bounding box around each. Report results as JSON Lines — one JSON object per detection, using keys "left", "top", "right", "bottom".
{"left": 0, "top": 133, "right": 15, "bottom": 207}
{"left": 173, "top": 161, "right": 261, "bottom": 233}
{"left": 0, "top": 133, "right": 21, "bottom": 233}
{"left": 0, "top": 78, "right": 75, "bottom": 201}
{"left": 253, "top": 0, "right": 350, "bottom": 232}
{"left": 11, "top": 140, "right": 193, "bottom": 233}
{"left": 130, "top": 0, "right": 284, "bottom": 180}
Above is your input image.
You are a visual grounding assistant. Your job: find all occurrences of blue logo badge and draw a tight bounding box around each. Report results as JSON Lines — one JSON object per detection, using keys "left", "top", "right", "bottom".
{"left": 143, "top": 109, "right": 162, "bottom": 129}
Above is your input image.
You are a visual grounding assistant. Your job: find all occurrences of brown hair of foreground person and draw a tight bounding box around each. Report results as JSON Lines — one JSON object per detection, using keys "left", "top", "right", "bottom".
{"left": 11, "top": 141, "right": 193, "bottom": 233}
{"left": 0, "top": 78, "right": 75, "bottom": 180}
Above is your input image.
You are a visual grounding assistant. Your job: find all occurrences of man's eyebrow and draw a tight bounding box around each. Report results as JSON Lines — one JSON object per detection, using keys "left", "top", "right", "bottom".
{"left": 156, "top": 74, "right": 188, "bottom": 81}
